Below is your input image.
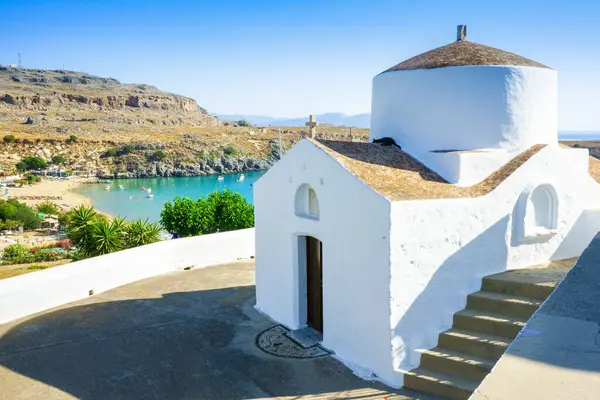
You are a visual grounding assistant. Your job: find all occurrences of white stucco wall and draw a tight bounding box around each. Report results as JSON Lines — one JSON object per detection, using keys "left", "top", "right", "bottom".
{"left": 370, "top": 66, "right": 557, "bottom": 153}
{"left": 0, "top": 228, "right": 255, "bottom": 324}
{"left": 254, "top": 139, "right": 395, "bottom": 384}
{"left": 387, "top": 145, "right": 600, "bottom": 385}
{"left": 416, "top": 150, "right": 517, "bottom": 186}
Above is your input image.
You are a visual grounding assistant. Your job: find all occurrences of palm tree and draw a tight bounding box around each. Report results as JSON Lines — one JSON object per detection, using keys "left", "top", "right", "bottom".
{"left": 86, "top": 217, "right": 126, "bottom": 256}
{"left": 124, "top": 218, "right": 162, "bottom": 249}
{"left": 66, "top": 204, "right": 98, "bottom": 248}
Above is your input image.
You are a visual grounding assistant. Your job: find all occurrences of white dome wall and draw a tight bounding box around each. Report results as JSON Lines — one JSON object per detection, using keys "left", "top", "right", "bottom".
{"left": 370, "top": 66, "right": 557, "bottom": 152}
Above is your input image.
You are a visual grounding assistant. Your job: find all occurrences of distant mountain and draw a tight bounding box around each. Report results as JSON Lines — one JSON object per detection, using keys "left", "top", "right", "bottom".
{"left": 216, "top": 112, "right": 371, "bottom": 128}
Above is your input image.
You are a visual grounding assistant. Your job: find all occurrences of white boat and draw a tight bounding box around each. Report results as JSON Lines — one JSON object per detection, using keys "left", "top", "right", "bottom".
{"left": 146, "top": 188, "right": 152, "bottom": 193}
{"left": 105, "top": 185, "right": 110, "bottom": 191}
{"left": 218, "top": 176, "right": 224, "bottom": 181}
{"left": 118, "top": 184, "right": 124, "bottom": 189}
{"left": 237, "top": 174, "right": 245, "bottom": 182}
{"left": 147, "top": 194, "right": 154, "bottom": 199}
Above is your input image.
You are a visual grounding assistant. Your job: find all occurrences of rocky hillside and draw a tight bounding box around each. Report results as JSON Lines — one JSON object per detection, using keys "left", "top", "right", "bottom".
{"left": 0, "top": 66, "right": 369, "bottom": 176}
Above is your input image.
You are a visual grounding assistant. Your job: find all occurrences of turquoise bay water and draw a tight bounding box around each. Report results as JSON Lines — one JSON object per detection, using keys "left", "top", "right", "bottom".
{"left": 73, "top": 171, "right": 266, "bottom": 222}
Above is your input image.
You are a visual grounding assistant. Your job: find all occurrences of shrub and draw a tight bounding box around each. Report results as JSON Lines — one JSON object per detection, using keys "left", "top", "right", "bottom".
{"left": 120, "top": 144, "right": 134, "bottom": 155}
{"left": 0, "top": 219, "right": 20, "bottom": 230}
{"left": 83, "top": 217, "right": 127, "bottom": 256}
{"left": 102, "top": 148, "right": 117, "bottom": 158}
{"left": 160, "top": 190, "right": 254, "bottom": 237}
{"left": 2, "top": 244, "right": 34, "bottom": 264}
{"left": 16, "top": 156, "right": 47, "bottom": 172}
{"left": 68, "top": 135, "right": 78, "bottom": 143}
{"left": 25, "top": 174, "right": 41, "bottom": 184}
{"left": 3, "top": 135, "right": 16, "bottom": 143}
{"left": 37, "top": 201, "right": 60, "bottom": 215}
{"left": 236, "top": 120, "right": 252, "bottom": 127}
{"left": 149, "top": 150, "right": 166, "bottom": 161}
{"left": 0, "top": 199, "right": 41, "bottom": 230}
{"left": 55, "top": 239, "right": 73, "bottom": 250}
{"left": 222, "top": 144, "right": 236, "bottom": 156}
{"left": 66, "top": 204, "right": 98, "bottom": 249}
{"left": 51, "top": 155, "right": 66, "bottom": 165}
{"left": 13, "top": 179, "right": 27, "bottom": 187}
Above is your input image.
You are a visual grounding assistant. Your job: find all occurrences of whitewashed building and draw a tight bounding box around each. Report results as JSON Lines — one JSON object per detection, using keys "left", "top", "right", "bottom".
{"left": 253, "top": 27, "right": 600, "bottom": 390}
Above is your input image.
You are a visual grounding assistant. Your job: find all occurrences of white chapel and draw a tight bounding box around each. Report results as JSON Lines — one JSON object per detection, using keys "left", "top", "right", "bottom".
{"left": 253, "top": 26, "right": 600, "bottom": 398}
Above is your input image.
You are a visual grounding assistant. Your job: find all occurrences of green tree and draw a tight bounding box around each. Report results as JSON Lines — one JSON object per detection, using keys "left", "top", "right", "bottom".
{"left": 120, "top": 144, "right": 134, "bottom": 155}
{"left": 236, "top": 120, "right": 252, "bottom": 127}
{"left": 12, "top": 207, "right": 41, "bottom": 229}
{"left": 69, "top": 135, "right": 78, "bottom": 143}
{"left": 160, "top": 190, "right": 254, "bottom": 237}
{"left": 222, "top": 144, "right": 236, "bottom": 156}
{"left": 51, "top": 155, "right": 66, "bottom": 165}
{"left": 16, "top": 156, "right": 47, "bottom": 172}
{"left": 3, "top": 135, "right": 16, "bottom": 143}
{"left": 36, "top": 201, "right": 61, "bottom": 215}
{"left": 124, "top": 218, "right": 161, "bottom": 249}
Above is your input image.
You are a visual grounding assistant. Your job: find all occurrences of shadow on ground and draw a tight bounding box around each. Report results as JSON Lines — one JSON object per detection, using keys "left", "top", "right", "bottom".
{"left": 0, "top": 262, "right": 429, "bottom": 400}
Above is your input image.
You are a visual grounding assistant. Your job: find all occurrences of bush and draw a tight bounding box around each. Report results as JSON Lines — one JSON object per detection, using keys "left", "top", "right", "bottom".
{"left": 37, "top": 201, "right": 60, "bottom": 215}
{"left": 0, "top": 219, "right": 20, "bottom": 230}
{"left": 222, "top": 144, "right": 236, "bottom": 156}
{"left": 236, "top": 120, "right": 252, "bottom": 127}
{"left": 51, "top": 155, "right": 66, "bottom": 165}
{"left": 55, "top": 239, "right": 73, "bottom": 250}
{"left": 25, "top": 174, "right": 41, "bottom": 184}
{"left": 102, "top": 148, "right": 117, "bottom": 158}
{"left": 16, "top": 156, "right": 47, "bottom": 172}
{"left": 2, "top": 244, "right": 33, "bottom": 264}
{"left": 160, "top": 190, "right": 254, "bottom": 237}
{"left": 13, "top": 179, "right": 27, "bottom": 187}
{"left": 3, "top": 135, "right": 16, "bottom": 143}
{"left": 120, "top": 144, "right": 134, "bottom": 155}
{"left": 149, "top": 150, "right": 166, "bottom": 161}
{"left": 68, "top": 135, "right": 78, "bottom": 143}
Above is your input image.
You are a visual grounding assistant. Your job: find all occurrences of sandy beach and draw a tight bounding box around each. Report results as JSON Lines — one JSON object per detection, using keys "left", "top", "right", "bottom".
{"left": 5, "top": 178, "right": 93, "bottom": 211}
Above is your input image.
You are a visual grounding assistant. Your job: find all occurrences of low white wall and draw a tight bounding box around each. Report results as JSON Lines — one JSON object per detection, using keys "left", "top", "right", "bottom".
{"left": 370, "top": 66, "right": 557, "bottom": 153}
{"left": 0, "top": 228, "right": 255, "bottom": 324}
{"left": 388, "top": 145, "right": 600, "bottom": 384}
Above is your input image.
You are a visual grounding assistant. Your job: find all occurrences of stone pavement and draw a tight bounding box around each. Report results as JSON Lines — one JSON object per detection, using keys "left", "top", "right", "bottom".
{"left": 0, "top": 261, "right": 438, "bottom": 400}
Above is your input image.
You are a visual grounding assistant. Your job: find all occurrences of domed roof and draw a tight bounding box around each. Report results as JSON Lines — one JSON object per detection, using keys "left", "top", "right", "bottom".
{"left": 383, "top": 30, "right": 550, "bottom": 73}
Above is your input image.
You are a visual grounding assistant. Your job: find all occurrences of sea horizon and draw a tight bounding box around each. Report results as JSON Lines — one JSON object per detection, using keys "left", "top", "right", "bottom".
{"left": 559, "top": 130, "right": 600, "bottom": 141}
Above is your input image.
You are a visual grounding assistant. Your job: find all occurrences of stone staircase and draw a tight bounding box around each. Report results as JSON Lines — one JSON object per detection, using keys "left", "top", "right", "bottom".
{"left": 403, "top": 259, "right": 575, "bottom": 400}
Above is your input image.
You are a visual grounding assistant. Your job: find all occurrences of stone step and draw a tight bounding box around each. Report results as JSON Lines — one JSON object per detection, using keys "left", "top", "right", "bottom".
{"left": 404, "top": 367, "right": 479, "bottom": 400}
{"left": 453, "top": 309, "right": 527, "bottom": 339}
{"left": 438, "top": 328, "right": 510, "bottom": 360}
{"left": 481, "top": 273, "right": 555, "bottom": 301}
{"left": 467, "top": 290, "right": 541, "bottom": 318}
{"left": 419, "top": 346, "right": 495, "bottom": 382}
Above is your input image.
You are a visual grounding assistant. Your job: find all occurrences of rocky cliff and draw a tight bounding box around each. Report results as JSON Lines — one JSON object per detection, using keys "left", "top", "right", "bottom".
{"left": 0, "top": 66, "right": 369, "bottom": 176}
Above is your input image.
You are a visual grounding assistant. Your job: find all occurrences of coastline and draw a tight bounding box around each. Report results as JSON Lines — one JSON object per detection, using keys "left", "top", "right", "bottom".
{"left": 6, "top": 178, "right": 93, "bottom": 211}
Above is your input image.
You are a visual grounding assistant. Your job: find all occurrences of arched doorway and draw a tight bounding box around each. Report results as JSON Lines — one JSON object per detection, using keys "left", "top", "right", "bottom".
{"left": 304, "top": 236, "right": 323, "bottom": 333}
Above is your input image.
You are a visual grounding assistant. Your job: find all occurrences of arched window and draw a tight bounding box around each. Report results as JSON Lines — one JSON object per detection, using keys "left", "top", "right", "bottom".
{"left": 295, "top": 184, "right": 319, "bottom": 219}
{"left": 522, "top": 184, "right": 558, "bottom": 240}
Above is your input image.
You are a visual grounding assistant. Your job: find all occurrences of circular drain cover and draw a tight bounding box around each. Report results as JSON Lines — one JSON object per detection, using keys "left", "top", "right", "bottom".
{"left": 256, "top": 325, "right": 331, "bottom": 359}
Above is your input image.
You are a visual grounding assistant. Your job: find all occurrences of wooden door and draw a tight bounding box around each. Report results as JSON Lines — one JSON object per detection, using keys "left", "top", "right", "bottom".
{"left": 306, "top": 236, "right": 323, "bottom": 333}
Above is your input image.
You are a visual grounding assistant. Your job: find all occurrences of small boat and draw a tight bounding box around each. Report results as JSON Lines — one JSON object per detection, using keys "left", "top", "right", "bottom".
{"left": 105, "top": 185, "right": 110, "bottom": 191}
{"left": 118, "top": 184, "right": 124, "bottom": 189}
{"left": 237, "top": 174, "right": 245, "bottom": 182}
{"left": 146, "top": 188, "right": 152, "bottom": 193}
{"left": 147, "top": 194, "right": 154, "bottom": 199}
{"left": 217, "top": 176, "right": 224, "bottom": 181}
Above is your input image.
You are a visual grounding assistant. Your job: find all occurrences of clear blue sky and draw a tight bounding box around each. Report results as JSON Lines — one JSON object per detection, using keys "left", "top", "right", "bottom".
{"left": 1, "top": 0, "right": 599, "bottom": 129}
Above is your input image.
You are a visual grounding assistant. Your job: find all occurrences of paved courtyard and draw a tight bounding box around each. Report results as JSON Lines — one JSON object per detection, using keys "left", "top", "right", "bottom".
{"left": 0, "top": 261, "right": 435, "bottom": 400}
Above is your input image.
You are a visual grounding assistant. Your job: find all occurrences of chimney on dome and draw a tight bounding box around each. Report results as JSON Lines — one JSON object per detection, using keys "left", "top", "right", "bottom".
{"left": 457, "top": 25, "right": 467, "bottom": 41}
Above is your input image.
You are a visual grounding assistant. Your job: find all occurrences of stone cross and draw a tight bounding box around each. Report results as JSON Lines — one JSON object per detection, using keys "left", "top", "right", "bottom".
{"left": 305, "top": 114, "right": 318, "bottom": 138}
